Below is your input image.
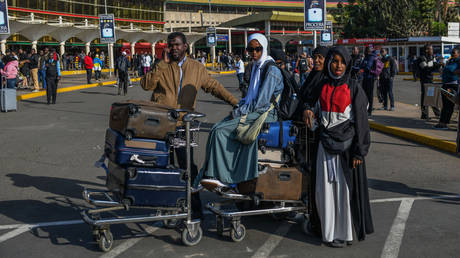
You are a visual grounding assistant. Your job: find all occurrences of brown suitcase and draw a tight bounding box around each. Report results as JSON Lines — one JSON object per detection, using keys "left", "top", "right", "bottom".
{"left": 109, "top": 100, "right": 178, "bottom": 140}
{"left": 238, "top": 165, "right": 303, "bottom": 201}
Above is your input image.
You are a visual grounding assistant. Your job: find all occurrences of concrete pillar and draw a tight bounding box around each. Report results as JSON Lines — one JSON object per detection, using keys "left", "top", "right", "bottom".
{"left": 189, "top": 42, "right": 194, "bottom": 56}
{"left": 265, "top": 20, "right": 271, "bottom": 50}
{"left": 32, "top": 40, "right": 38, "bottom": 51}
{"left": 131, "top": 42, "right": 136, "bottom": 57}
{"left": 228, "top": 28, "right": 232, "bottom": 54}
{"left": 108, "top": 43, "right": 114, "bottom": 75}
{"left": 1, "top": 40, "right": 6, "bottom": 54}
{"left": 313, "top": 30, "right": 317, "bottom": 49}
{"left": 211, "top": 45, "right": 216, "bottom": 70}
{"left": 244, "top": 30, "right": 248, "bottom": 47}
{"left": 151, "top": 42, "right": 156, "bottom": 57}
{"left": 404, "top": 46, "right": 409, "bottom": 73}
{"left": 85, "top": 42, "right": 91, "bottom": 55}
{"left": 59, "top": 41, "right": 65, "bottom": 56}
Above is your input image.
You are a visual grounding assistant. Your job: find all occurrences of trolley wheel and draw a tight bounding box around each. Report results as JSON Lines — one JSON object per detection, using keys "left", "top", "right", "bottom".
{"left": 181, "top": 226, "right": 203, "bottom": 246}
{"left": 98, "top": 230, "right": 114, "bottom": 252}
{"left": 230, "top": 224, "right": 246, "bottom": 242}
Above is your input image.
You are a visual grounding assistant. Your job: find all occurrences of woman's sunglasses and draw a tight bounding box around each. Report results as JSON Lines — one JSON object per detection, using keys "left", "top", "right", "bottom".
{"left": 246, "top": 46, "right": 263, "bottom": 53}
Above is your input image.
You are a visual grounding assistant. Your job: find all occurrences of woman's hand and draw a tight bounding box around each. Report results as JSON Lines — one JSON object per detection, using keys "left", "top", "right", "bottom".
{"left": 353, "top": 158, "right": 362, "bottom": 169}
{"left": 304, "top": 110, "right": 315, "bottom": 129}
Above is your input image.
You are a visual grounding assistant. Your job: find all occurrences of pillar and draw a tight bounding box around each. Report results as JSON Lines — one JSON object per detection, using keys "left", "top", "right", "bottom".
{"left": 211, "top": 45, "right": 216, "bottom": 70}
{"left": 228, "top": 28, "right": 232, "bottom": 54}
{"left": 59, "top": 41, "right": 65, "bottom": 56}
{"left": 108, "top": 43, "right": 114, "bottom": 75}
{"left": 131, "top": 42, "right": 136, "bottom": 57}
{"left": 32, "top": 40, "right": 38, "bottom": 51}
{"left": 151, "top": 42, "right": 156, "bottom": 57}
{"left": 396, "top": 43, "right": 400, "bottom": 72}
{"left": 404, "top": 46, "right": 409, "bottom": 73}
{"left": 265, "top": 20, "right": 271, "bottom": 50}
{"left": 189, "top": 42, "right": 194, "bottom": 56}
{"left": 313, "top": 30, "right": 317, "bottom": 49}
{"left": 1, "top": 40, "right": 6, "bottom": 54}
{"left": 244, "top": 30, "right": 248, "bottom": 47}
{"left": 85, "top": 42, "right": 91, "bottom": 55}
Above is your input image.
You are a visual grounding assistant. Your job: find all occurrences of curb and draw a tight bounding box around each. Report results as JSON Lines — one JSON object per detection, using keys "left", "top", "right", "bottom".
{"left": 17, "top": 77, "right": 141, "bottom": 101}
{"left": 61, "top": 68, "right": 114, "bottom": 76}
{"left": 369, "top": 121, "right": 457, "bottom": 154}
{"left": 209, "top": 70, "right": 236, "bottom": 75}
{"left": 403, "top": 78, "right": 442, "bottom": 82}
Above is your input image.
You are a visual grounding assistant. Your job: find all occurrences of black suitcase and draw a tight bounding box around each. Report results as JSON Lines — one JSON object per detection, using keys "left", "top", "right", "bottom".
{"left": 104, "top": 128, "right": 170, "bottom": 168}
{"left": 107, "top": 161, "right": 186, "bottom": 207}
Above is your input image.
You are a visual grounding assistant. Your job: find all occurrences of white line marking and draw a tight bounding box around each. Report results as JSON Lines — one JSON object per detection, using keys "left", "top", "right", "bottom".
{"left": 371, "top": 194, "right": 460, "bottom": 203}
{"left": 0, "top": 224, "right": 27, "bottom": 230}
{"left": 251, "top": 222, "right": 292, "bottom": 258}
{"left": 381, "top": 199, "right": 414, "bottom": 258}
{"left": 99, "top": 224, "right": 160, "bottom": 258}
{"left": 0, "top": 226, "right": 31, "bottom": 243}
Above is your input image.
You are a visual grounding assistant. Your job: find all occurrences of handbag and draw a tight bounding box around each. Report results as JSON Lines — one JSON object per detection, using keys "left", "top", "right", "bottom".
{"left": 235, "top": 95, "right": 280, "bottom": 145}
{"left": 319, "top": 122, "right": 355, "bottom": 155}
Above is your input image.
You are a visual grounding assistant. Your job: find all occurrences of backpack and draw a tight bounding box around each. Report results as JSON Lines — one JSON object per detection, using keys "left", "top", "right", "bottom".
{"left": 260, "top": 61, "right": 300, "bottom": 120}
{"left": 370, "top": 57, "right": 384, "bottom": 76}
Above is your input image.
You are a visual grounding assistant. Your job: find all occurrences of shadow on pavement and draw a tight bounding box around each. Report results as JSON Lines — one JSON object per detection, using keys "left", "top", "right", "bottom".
{"left": 371, "top": 140, "right": 421, "bottom": 148}
{"left": 80, "top": 90, "right": 118, "bottom": 96}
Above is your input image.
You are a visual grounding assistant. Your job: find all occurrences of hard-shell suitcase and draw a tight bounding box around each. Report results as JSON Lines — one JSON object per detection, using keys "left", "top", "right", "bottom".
{"left": 109, "top": 100, "right": 178, "bottom": 140}
{"left": 107, "top": 160, "right": 186, "bottom": 207}
{"left": 104, "top": 128, "right": 170, "bottom": 168}
{"left": 238, "top": 165, "right": 303, "bottom": 201}
{"left": 0, "top": 78, "right": 17, "bottom": 112}
{"left": 258, "top": 121, "right": 298, "bottom": 149}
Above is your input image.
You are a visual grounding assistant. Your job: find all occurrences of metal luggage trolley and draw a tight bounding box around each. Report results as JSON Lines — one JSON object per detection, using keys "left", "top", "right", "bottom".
{"left": 205, "top": 123, "right": 311, "bottom": 242}
{"left": 81, "top": 110, "right": 205, "bottom": 251}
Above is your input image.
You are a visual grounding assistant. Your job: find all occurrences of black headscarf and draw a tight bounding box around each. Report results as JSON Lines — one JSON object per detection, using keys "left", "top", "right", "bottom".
{"left": 323, "top": 46, "right": 352, "bottom": 86}
{"left": 299, "top": 46, "right": 329, "bottom": 110}
{"left": 312, "top": 46, "right": 329, "bottom": 59}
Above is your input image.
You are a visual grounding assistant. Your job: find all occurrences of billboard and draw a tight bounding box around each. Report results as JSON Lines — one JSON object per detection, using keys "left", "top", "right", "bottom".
{"left": 206, "top": 27, "right": 217, "bottom": 47}
{"left": 320, "top": 21, "right": 333, "bottom": 46}
{"left": 99, "top": 14, "right": 116, "bottom": 43}
{"left": 0, "top": 0, "right": 10, "bottom": 34}
{"left": 304, "top": 0, "right": 326, "bottom": 31}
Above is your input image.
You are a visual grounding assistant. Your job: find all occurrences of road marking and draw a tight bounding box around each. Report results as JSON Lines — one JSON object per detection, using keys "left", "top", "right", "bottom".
{"left": 381, "top": 199, "right": 414, "bottom": 258}
{"left": 251, "top": 222, "right": 292, "bottom": 258}
{"left": 0, "top": 224, "right": 28, "bottom": 230}
{"left": 370, "top": 194, "right": 460, "bottom": 203}
{"left": 0, "top": 226, "right": 31, "bottom": 243}
{"left": 99, "top": 223, "right": 159, "bottom": 258}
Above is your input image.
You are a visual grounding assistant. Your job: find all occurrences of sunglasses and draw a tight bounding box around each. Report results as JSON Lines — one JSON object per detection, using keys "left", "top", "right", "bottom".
{"left": 247, "top": 46, "right": 263, "bottom": 53}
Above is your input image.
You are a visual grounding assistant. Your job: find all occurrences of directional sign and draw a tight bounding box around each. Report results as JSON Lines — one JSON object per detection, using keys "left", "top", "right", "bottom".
{"left": 206, "top": 27, "right": 217, "bottom": 47}
{"left": 216, "top": 34, "right": 229, "bottom": 42}
{"left": 0, "top": 0, "right": 10, "bottom": 34}
{"left": 304, "top": 0, "right": 326, "bottom": 31}
{"left": 99, "top": 14, "right": 116, "bottom": 43}
{"left": 320, "top": 21, "right": 333, "bottom": 46}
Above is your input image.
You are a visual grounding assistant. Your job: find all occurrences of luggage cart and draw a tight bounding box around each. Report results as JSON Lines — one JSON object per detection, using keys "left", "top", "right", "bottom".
{"left": 205, "top": 123, "right": 311, "bottom": 242}
{"left": 81, "top": 111, "right": 205, "bottom": 251}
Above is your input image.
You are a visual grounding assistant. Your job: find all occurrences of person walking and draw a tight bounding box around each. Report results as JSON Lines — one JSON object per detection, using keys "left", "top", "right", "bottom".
{"left": 115, "top": 51, "right": 130, "bottom": 96}
{"left": 361, "top": 46, "right": 377, "bottom": 116}
{"left": 38, "top": 50, "right": 47, "bottom": 90}
{"left": 84, "top": 52, "right": 93, "bottom": 84}
{"left": 433, "top": 48, "right": 460, "bottom": 129}
{"left": 350, "top": 47, "right": 363, "bottom": 85}
{"left": 93, "top": 54, "right": 103, "bottom": 81}
{"left": 297, "top": 52, "right": 310, "bottom": 86}
{"left": 234, "top": 55, "right": 246, "bottom": 97}
{"left": 100, "top": 51, "right": 106, "bottom": 69}
{"left": 29, "top": 49, "right": 40, "bottom": 92}
{"left": 380, "top": 48, "right": 398, "bottom": 111}
{"left": 141, "top": 52, "right": 152, "bottom": 75}
{"left": 141, "top": 32, "right": 238, "bottom": 220}
{"left": 417, "top": 44, "right": 441, "bottom": 119}
{"left": 1, "top": 54, "right": 19, "bottom": 88}
{"left": 44, "top": 50, "right": 61, "bottom": 104}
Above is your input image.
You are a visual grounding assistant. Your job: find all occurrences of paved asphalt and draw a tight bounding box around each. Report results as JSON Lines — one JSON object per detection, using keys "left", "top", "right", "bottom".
{"left": 0, "top": 74, "right": 459, "bottom": 258}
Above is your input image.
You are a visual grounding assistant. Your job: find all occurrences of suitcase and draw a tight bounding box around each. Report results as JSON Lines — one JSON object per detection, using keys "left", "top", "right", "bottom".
{"left": 107, "top": 160, "right": 186, "bottom": 207}
{"left": 423, "top": 83, "right": 443, "bottom": 110}
{"left": 104, "top": 128, "right": 170, "bottom": 168}
{"left": 238, "top": 165, "right": 303, "bottom": 201}
{"left": 0, "top": 78, "right": 17, "bottom": 112}
{"left": 109, "top": 100, "right": 178, "bottom": 140}
{"left": 258, "top": 121, "right": 298, "bottom": 149}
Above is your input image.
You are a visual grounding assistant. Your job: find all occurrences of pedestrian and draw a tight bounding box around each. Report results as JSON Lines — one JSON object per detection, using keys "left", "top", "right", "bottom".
{"left": 297, "top": 52, "right": 309, "bottom": 86}
{"left": 132, "top": 53, "right": 140, "bottom": 77}
{"left": 79, "top": 51, "right": 85, "bottom": 70}
{"left": 417, "top": 44, "right": 441, "bottom": 119}
{"left": 433, "top": 48, "right": 460, "bottom": 130}
{"left": 115, "top": 51, "right": 130, "bottom": 96}
{"left": 141, "top": 52, "right": 151, "bottom": 75}
{"left": 234, "top": 55, "right": 245, "bottom": 96}
{"left": 141, "top": 32, "right": 238, "bottom": 220}
{"left": 350, "top": 46, "right": 363, "bottom": 85}
{"left": 62, "top": 52, "right": 67, "bottom": 71}
{"left": 18, "top": 49, "right": 30, "bottom": 89}
{"left": 93, "top": 54, "right": 103, "bottom": 81}
{"left": 84, "top": 51, "right": 93, "bottom": 84}
{"left": 361, "top": 46, "right": 377, "bottom": 116}
{"left": 303, "top": 46, "right": 374, "bottom": 247}
{"left": 44, "top": 49, "right": 61, "bottom": 104}
{"left": 380, "top": 48, "right": 398, "bottom": 111}
{"left": 100, "top": 51, "right": 106, "bottom": 69}
{"left": 29, "top": 48, "right": 40, "bottom": 92}
{"left": 1, "top": 54, "right": 19, "bottom": 88}
{"left": 410, "top": 55, "right": 418, "bottom": 82}
{"left": 38, "top": 49, "right": 47, "bottom": 89}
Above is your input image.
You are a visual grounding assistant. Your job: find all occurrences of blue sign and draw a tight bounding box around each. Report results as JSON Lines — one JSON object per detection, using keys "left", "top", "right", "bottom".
{"left": 216, "top": 35, "right": 229, "bottom": 42}
{"left": 206, "top": 27, "right": 217, "bottom": 47}
{"left": 99, "top": 14, "right": 116, "bottom": 43}
{"left": 320, "top": 21, "right": 333, "bottom": 46}
{"left": 0, "top": 0, "right": 10, "bottom": 34}
{"left": 304, "top": 0, "right": 326, "bottom": 31}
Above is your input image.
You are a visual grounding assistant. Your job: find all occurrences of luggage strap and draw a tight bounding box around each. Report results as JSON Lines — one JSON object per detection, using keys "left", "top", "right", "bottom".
{"left": 279, "top": 121, "right": 284, "bottom": 148}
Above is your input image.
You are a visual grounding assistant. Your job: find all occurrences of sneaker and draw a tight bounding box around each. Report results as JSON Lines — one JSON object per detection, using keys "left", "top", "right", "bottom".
{"left": 191, "top": 184, "right": 203, "bottom": 194}
{"left": 433, "top": 124, "right": 448, "bottom": 130}
{"left": 200, "top": 178, "right": 228, "bottom": 192}
{"left": 128, "top": 85, "right": 133, "bottom": 88}
{"left": 389, "top": 107, "right": 395, "bottom": 111}
{"left": 32, "top": 89, "right": 40, "bottom": 93}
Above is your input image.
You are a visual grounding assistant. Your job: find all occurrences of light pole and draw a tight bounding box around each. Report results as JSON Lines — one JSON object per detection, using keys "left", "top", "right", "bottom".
{"left": 208, "top": 0, "right": 215, "bottom": 70}
{"left": 104, "top": 0, "right": 112, "bottom": 77}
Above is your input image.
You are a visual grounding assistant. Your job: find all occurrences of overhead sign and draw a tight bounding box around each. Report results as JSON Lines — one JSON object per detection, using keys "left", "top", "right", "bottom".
{"left": 99, "top": 14, "right": 116, "bottom": 43}
{"left": 304, "top": 0, "right": 326, "bottom": 31}
{"left": 448, "top": 22, "right": 459, "bottom": 37}
{"left": 216, "top": 34, "right": 229, "bottom": 42}
{"left": 206, "top": 27, "right": 217, "bottom": 47}
{"left": 320, "top": 21, "right": 333, "bottom": 46}
{"left": 0, "top": 0, "right": 10, "bottom": 34}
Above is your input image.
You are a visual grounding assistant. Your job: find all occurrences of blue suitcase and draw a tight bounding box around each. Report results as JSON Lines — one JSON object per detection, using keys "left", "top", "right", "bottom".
{"left": 258, "top": 121, "right": 298, "bottom": 149}
{"left": 104, "top": 128, "right": 170, "bottom": 168}
{"left": 107, "top": 161, "right": 186, "bottom": 207}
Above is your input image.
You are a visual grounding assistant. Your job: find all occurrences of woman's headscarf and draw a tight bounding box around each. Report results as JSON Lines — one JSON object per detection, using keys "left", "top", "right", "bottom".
{"left": 323, "top": 46, "right": 352, "bottom": 86}
{"left": 299, "top": 46, "right": 329, "bottom": 109}
{"left": 243, "top": 33, "right": 274, "bottom": 105}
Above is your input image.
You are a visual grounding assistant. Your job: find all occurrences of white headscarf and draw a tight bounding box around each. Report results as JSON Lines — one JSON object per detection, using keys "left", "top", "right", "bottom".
{"left": 244, "top": 33, "right": 274, "bottom": 105}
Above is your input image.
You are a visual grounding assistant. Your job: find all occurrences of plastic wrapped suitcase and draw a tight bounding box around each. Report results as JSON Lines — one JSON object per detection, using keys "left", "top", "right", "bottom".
{"left": 107, "top": 160, "right": 186, "bottom": 207}
{"left": 109, "top": 100, "right": 178, "bottom": 140}
{"left": 258, "top": 121, "right": 298, "bottom": 149}
{"left": 238, "top": 165, "right": 303, "bottom": 201}
{"left": 104, "top": 128, "right": 169, "bottom": 168}
{"left": 0, "top": 78, "right": 17, "bottom": 112}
